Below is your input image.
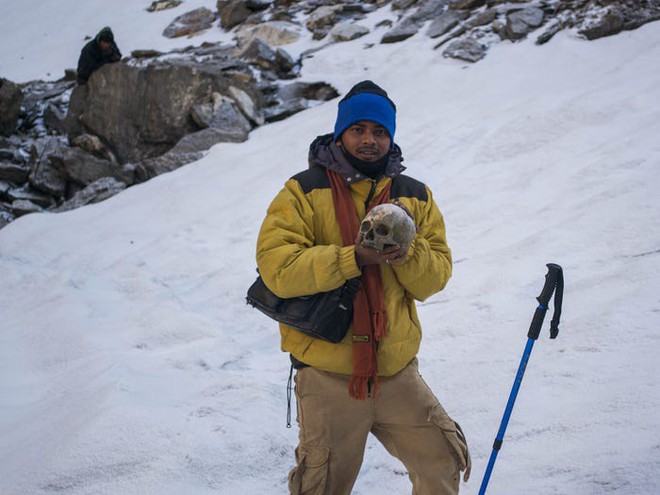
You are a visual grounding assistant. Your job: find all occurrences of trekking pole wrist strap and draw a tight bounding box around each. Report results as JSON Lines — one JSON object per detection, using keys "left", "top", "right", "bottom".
{"left": 527, "top": 263, "right": 564, "bottom": 340}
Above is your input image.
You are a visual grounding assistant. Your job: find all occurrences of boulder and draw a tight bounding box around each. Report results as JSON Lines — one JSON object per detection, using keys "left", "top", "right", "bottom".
{"left": 10, "top": 199, "right": 43, "bottom": 217}
{"left": 505, "top": 8, "right": 545, "bottom": 41}
{"left": 229, "top": 86, "right": 265, "bottom": 125}
{"left": 169, "top": 128, "right": 240, "bottom": 154}
{"left": 56, "top": 177, "right": 127, "bottom": 212}
{"left": 381, "top": 22, "right": 420, "bottom": 43}
{"left": 0, "top": 181, "right": 12, "bottom": 202}
{"left": 6, "top": 186, "right": 54, "bottom": 208}
{"left": 28, "top": 137, "right": 68, "bottom": 198}
{"left": 135, "top": 151, "right": 204, "bottom": 182}
{"left": 392, "top": 0, "right": 418, "bottom": 9}
{"left": 330, "top": 23, "right": 370, "bottom": 42}
{"left": 163, "top": 7, "right": 217, "bottom": 38}
{"left": 66, "top": 62, "right": 251, "bottom": 164}
{"left": 234, "top": 38, "right": 297, "bottom": 77}
{"left": 49, "top": 146, "right": 135, "bottom": 186}
{"left": 466, "top": 8, "right": 497, "bottom": 28}
{"left": 235, "top": 21, "right": 302, "bottom": 46}
{"left": 219, "top": 1, "right": 253, "bottom": 30}
{"left": 0, "top": 162, "right": 30, "bottom": 183}
{"left": 191, "top": 93, "right": 252, "bottom": 141}
{"left": 263, "top": 81, "right": 338, "bottom": 122}
{"left": 427, "top": 11, "right": 469, "bottom": 38}
{"left": 450, "top": 0, "right": 485, "bottom": 10}
{"left": 579, "top": 7, "right": 625, "bottom": 40}
{"left": 43, "top": 103, "right": 67, "bottom": 135}
{"left": 443, "top": 38, "right": 486, "bottom": 62}
{"left": 0, "top": 78, "right": 23, "bottom": 137}
{"left": 71, "top": 133, "right": 112, "bottom": 159}
{"left": 147, "top": 0, "right": 183, "bottom": 12}
{"left": 0, "top": 209, "right": 13, "bottom": 229}
{"left": 306, "top": 6, "right": 343, "bottom": 32}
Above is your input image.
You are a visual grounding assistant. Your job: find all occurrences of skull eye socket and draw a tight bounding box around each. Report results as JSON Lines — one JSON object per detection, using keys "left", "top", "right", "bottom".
{"left": 360, "top": 220, "right": 372, "bottom": 232}
{"left": 375, "top": 224, "right": 390, "bottom": 236}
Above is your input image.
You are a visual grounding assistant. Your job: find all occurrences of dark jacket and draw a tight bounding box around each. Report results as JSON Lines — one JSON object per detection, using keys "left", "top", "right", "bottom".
{"left": 77, "top": 28, "right": 122, "bottom": 84}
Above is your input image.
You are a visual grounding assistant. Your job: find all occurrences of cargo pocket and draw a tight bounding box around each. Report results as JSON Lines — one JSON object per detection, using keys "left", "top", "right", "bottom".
{"left": 428, "top": 404, "right": 472, "bottom": 482}
{"left": 288, "top": 444, "right": 330, "bottom": 495}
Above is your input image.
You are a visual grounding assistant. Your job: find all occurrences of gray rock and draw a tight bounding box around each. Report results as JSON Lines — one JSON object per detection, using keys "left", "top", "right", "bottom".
{"left": 443, "top": 38, "right": 486, "bottom": 62}
{"left": 28, "top": 137, "right": 68, "bottom": 198}
{"left": 66, "top": 62, "right": 253, "bottom": 164}
{"left": 306, "top": 6, "right": 343, "bottom": 32}
{"left": 0, "top": 78, "right": 23, "bottom": 137}
{"left": 505, "top": 8, "right": 545, "bottom": 41}
{"left": 229, "top": 86, "right": 265, "bottom": 125}
{"left": 0, "top": 209, "right": 13, "bottom": 229}
{"left": 71, "top": 133, "right": 108, "bottom": 157}
{"left": 235, "top": 21, "right": 302, "bottom": 47}
{"left": 450, "top": 0, "right": 485, "bottom": 10}
{"left": 466, "top": 8, "right": 497, "bottom": 28}
{"left": 191, "top": 93, "right": 252, "bottom": 141}
{"left": 0, "top": 180, "right": 11, "bottom": 199}
{"left": 49, "top": 147, "right": 134, "bottom": 186}
{"left": 579, "top": 8, "right": 624, "bottom": 40}
{"left": 6, "top": 186, "right": 54, "bottom": 208}
{"left": 263, "top": 81, "right": 338, "bottom": 123}
{"left": 427, "top": 11, "right": 469, "bottom": 38}
{"left": 331, "top": 22, "right": 370, "bottom": 41}
{"left": 246, "top": 0, "right": 273, "bottom": 11}
{"left": 263, "top": 99, "right": 308, "bottom": 122}
{"left": 163, "top": 7, "right": 217, "bottom": 38}
{"left": 135, "top": 151, "right": 204, "bottom": 182}
{"left": 11, "top": 199, "right": 44, "bottom": 217}
{"left": 169, "top": 128, "right": 239, "bottom": 154}
{"left": 219, "top": 1, "right": 253, "bottom": 30}
{"left": 381, "top": 21, "right": 420, "bottom": 43}
{"left": 392, "top": 0, "right": 418, "bottom": 9}
{"left": 56, "top": 177, "right": 127, "bottom": 212}
{"left": 0, "top": 162, "right": 30, "bottom": 183}
{"left": 235, "top": 38, "right": 296, "bottom": 77}
{"left": 147, "top": 0, "right": 183, "bottom": 12}
{"left": 43, "top": 103, "right": 67, "bottom": 135}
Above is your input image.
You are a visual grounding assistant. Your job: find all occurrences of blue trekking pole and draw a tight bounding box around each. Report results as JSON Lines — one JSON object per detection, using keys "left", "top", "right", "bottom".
{"left": 478, "top": 263, "right": 564, "bottom": 495}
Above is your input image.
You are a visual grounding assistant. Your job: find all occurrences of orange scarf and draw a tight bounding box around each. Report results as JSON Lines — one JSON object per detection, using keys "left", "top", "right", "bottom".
{"left": 328, "top": 169, "right": 391, "bottom": 399}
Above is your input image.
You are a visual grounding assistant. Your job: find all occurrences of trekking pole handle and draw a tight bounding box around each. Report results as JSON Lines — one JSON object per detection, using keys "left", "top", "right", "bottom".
{"left": 527, "top": 263, "right": 563, "bottom": 340}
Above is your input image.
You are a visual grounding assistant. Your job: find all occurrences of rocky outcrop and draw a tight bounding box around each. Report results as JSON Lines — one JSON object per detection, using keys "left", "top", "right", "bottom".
{"left": 2, "top": 0, "right": 658, "bottom": 230}
{"left": 0, "top": 79, "right": 23, "bottom": 137}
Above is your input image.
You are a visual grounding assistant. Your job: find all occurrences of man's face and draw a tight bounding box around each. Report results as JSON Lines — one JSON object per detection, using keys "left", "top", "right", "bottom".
{"left": 337, "top": 120, "right": 391, "bottom": 162}
{"left": 99, "top": 40, "right": 112, "bottom": 53}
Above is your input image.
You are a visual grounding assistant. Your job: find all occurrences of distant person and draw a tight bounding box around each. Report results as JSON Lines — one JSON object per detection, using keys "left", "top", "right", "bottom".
{"left": 256, "top": 80, "right": 471, "bottom": 494}
{"left": 76, "top": 27, "right": 122, "bottom": 85}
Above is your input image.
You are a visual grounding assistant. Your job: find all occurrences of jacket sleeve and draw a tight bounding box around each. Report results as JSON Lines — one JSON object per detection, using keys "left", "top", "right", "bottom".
{"left": 76, "top": 46, "right": 94, "bottom": 83}
{"left": 256, "top": 178, "right": 361, "bottom": 298}
{"left": 392, "top": 187, "right": 452, "bottom": 301}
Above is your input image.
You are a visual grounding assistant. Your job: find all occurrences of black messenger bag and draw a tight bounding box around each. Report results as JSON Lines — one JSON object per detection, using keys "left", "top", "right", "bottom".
{"left": 246, "top": 274, "right": 361, "bottom": 343}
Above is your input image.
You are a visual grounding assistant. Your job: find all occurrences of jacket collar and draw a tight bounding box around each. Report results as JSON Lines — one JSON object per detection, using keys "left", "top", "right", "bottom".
{"left": 307, "top": 133, "right": 406, "bottom": 185}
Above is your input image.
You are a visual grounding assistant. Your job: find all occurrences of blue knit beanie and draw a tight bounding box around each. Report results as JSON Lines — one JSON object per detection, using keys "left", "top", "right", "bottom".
{"left": 333, "top": 80, "right": 397, "bottom": 144}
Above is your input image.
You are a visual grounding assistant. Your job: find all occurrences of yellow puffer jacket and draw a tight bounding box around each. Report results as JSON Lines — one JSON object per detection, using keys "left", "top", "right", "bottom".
{"left": 256, "top": 135, "right": 452, "bottom": 376}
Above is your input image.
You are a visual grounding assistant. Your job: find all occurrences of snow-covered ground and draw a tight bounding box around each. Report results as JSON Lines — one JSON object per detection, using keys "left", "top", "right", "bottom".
{"left": 2, "top": 2, "right": 660, "bottom": 494}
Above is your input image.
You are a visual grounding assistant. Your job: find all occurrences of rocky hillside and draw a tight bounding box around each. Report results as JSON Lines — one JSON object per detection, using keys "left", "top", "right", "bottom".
{"left": 1, "top": 0, "right": 658, "bottom": 229}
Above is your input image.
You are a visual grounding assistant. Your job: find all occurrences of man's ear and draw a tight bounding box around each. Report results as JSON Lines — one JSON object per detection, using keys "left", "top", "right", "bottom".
{"left": 335, "top": 138, "right": 343, "bottom": 148}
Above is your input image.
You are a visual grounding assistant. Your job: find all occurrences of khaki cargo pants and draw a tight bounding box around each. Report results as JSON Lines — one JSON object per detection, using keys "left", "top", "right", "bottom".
{"left": 288, "top": 358, "right": 471, "bottom": 495}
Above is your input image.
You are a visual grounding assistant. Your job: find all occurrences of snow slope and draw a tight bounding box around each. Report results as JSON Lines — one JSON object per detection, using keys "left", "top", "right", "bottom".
{"left": 2, "top": 2, "right": 660, "bottom": 494}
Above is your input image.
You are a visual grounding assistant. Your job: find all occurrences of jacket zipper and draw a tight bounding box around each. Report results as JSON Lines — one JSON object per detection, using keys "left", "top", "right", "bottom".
{"left": 364, "top": 180, "right": 378, "bottom": 211}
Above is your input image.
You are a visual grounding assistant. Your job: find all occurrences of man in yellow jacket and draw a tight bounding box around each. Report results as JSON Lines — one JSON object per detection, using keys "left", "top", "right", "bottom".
{"left": 256, "top": 80, "right": 470, "bottom": 494}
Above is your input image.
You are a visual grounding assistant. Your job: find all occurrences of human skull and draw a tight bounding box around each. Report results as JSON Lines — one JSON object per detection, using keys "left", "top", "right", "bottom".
{"left": 359, "top": 203, "right": 416, "bottom": 251}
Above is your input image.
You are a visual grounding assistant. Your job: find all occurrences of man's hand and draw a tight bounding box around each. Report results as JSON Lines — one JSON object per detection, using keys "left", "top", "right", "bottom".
{"left": 355, "top": 243, "right": 409, "bottom": 268}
